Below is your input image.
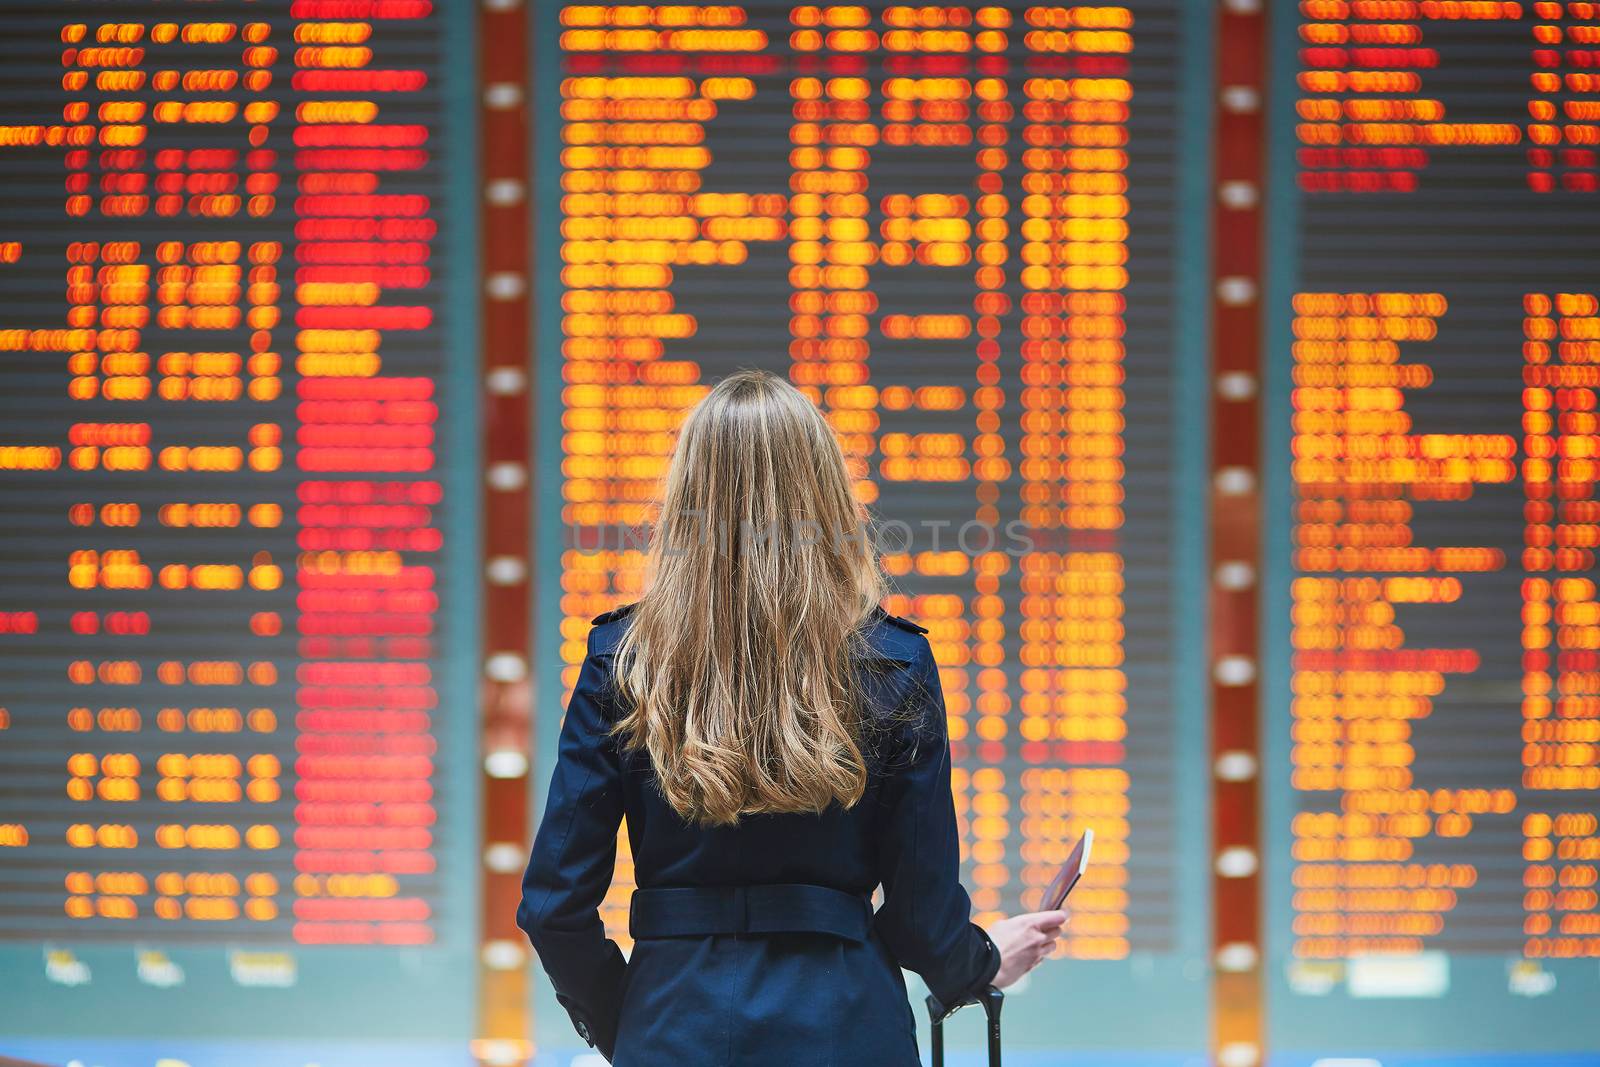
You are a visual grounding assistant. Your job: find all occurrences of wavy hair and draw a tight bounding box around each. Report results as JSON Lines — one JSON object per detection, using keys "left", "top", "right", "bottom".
{"left": 611, "top": 369, "right": 886, "bottom": 826}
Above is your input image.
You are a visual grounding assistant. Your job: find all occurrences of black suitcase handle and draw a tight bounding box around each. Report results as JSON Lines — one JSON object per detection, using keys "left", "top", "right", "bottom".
{"left": 926, "top": 985, "right": 1003, "bottom": 1067}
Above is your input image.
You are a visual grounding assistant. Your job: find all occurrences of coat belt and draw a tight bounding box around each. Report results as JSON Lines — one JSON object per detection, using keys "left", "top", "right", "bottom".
{"left": 628, "top": 883, "right": 874, "bottom": 943}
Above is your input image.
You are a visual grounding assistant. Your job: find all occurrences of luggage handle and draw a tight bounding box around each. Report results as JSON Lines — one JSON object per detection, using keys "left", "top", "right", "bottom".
{"left": 925, "top": 985, "right": 1003, "bottom": 1067}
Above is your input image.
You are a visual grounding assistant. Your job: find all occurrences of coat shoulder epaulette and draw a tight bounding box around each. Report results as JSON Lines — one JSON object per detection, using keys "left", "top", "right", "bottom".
{"left": 873, "top": 606, "right": 928, "bottom": 635}
{"left": 590, "top": 602, "right": 639, "bottom": 626}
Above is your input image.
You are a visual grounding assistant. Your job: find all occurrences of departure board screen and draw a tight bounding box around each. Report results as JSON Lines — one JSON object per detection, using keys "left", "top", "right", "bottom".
{"left": 1264, "top": 3, "right": 1600, "bottom": 1064}
{"left": 533, "top": 1, "right": 1214, "bottom": 1054}
{"left": 0, "top": 3, "right": 479, "bottom": 1061}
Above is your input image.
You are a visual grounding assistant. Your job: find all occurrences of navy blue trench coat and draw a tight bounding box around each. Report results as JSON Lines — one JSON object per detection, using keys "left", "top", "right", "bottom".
{"left": 517, "top": 604, "right": 1001, "bottom": 1066}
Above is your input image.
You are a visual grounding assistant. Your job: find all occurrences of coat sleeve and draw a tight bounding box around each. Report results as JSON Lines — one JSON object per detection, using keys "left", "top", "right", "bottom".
{"left": 517, "top": 626, "right": 628, "bottom": 1060}
{"left": 872, "top": 638, "right": 1002, "bottom": 1015}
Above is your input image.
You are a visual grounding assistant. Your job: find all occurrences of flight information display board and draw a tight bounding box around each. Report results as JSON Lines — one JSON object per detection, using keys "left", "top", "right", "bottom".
{"left": 533, "top": 1, "right": 1215, "bottom": 1054}
{"left": 0, "top": 2, "right": 479, "bottom": 1060}
{"left": 1264, "top": 3, "right": 1600, "bottom": 1063}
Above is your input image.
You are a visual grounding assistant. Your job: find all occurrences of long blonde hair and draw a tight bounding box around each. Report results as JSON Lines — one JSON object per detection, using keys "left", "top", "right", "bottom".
{"left": 612, "top": 369, "right": 886, "bottom": 826}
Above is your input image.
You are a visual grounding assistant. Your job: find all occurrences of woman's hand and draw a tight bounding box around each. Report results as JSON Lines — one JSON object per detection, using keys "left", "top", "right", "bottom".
{"left": 987, "top": 909, "right": 1069, "bottom": 989}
